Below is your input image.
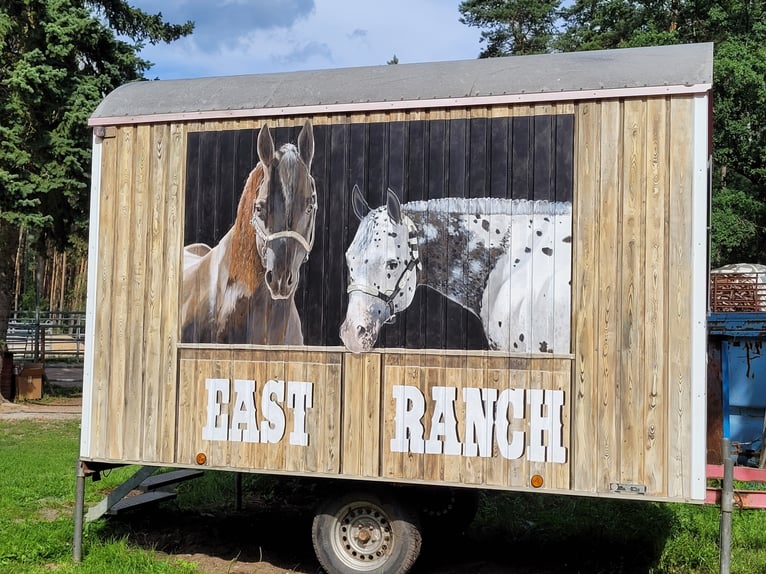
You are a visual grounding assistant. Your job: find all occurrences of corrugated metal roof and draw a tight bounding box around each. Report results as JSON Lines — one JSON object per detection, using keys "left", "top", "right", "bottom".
{"left": 90, "top": 43, "right": 713, "bottom": 125}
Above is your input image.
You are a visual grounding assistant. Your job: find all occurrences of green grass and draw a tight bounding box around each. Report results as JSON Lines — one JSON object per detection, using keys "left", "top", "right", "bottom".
{"left": 465, "top": 487, "right": 766, "bottom": 574}
{"left": 1, "top": 418, "right": 766, "bottom": 573}
{"left": 0, "top": 419, "right": 201, "bottom": 573}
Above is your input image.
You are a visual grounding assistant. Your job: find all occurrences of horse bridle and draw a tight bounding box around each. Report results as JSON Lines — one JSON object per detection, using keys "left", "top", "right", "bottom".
{"left": 250, "top": 184, "right": 317, "bottom": 264}
{"left": 346, "top": 215, "right": 421, "bottom": 323}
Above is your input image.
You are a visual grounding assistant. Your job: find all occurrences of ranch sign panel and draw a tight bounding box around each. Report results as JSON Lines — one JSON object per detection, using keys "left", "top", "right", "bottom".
{"left": 177, "top": 350, "right": 572, "bottom": 485}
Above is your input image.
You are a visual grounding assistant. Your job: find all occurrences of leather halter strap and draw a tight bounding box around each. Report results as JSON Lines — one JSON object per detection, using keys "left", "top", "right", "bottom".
{"left": 346, "top": 215, "right": 421, "bottom": 320}
{"left": 250, "top": 187, "right": 317, "bottom": 263}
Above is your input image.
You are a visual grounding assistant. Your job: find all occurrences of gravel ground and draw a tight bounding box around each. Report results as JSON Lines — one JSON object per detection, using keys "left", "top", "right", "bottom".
{"left": 0, "top": 363, "right": 83, "bottom": 420}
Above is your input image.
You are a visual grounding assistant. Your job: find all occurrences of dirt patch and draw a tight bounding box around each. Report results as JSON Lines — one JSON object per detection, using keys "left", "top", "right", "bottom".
{"left": 103, "top": 505, "right": 319, "bottom": 574}
{"left": 0, "top": 396, "right": 81, "bottom": 420}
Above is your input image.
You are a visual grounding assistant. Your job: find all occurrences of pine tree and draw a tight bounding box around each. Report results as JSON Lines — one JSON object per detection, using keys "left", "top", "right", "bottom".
{"left": 459, "top": 0, "right": 562, "bottom": 56}
{"left": 0, "top": 1, "right": 192, "bottom": 348}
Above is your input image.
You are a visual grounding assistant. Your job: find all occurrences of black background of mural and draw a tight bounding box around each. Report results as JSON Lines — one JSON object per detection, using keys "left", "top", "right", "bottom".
{"left": 185, "top": 116, "right": 574, "bottom": 349}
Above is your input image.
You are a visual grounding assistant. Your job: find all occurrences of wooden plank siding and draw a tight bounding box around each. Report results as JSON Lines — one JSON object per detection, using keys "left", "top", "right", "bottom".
{"left": 83, "top": 96, "right": 700, "bottom": 500}
{"left": 571, "top": 96, "right": 696, "bottom": 497}
{"left": 86, "top": 122, "right": 185, "bottom": 465}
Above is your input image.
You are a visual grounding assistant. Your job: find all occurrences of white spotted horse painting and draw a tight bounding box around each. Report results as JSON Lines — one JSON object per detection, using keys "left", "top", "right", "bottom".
{"left": 181, "top": 120, "right": 317, "bottom": 344}
{"left": 340, "top": 185, "right": 572, "bottom": 354}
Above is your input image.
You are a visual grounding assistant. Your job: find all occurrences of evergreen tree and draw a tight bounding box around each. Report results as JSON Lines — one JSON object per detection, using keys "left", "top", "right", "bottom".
{"left": 459, "top": 0, "right": 562, "bottom": 56}
{"left": 0, "top": 1, "right": 192, "bottom": 347}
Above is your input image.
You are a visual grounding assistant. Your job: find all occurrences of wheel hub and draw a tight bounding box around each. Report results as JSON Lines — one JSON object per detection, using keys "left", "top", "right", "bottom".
{"left": 335, "top": 504, "right": 393, "bottom": 570}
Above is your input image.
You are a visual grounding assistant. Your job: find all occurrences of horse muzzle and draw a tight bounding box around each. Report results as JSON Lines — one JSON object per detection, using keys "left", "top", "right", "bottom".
{"left": 265, "top": 268, "right": 298, "bottom": 299}
{"left": 339, "top": 317, "right": 381, "bottom": 354}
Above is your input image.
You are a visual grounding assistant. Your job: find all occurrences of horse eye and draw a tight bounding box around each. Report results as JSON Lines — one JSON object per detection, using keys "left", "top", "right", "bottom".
{"left": 305, "top": 203, "right": 314, "bottom": 215}
{"left": 386, "top": 260, "right": 399, "bottom": 271}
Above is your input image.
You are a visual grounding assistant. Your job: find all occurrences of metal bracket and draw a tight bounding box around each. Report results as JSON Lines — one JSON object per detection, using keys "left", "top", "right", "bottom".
{"left": 609, "top": 482, "right": 647, "bottom": 495}
{"left": 93, "top": 126, "right": 116, "bottom": 140}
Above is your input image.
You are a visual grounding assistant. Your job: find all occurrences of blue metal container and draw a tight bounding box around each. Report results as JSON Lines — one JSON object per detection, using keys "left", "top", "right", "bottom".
{"left": 708, "top": 313, "right": 766, "bottom": 462}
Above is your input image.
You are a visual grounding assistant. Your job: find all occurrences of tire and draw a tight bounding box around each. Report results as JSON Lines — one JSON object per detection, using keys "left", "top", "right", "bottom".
{"left": 417, "top": 486, "right": 479, "bottom": 535}
{"left": 312, "top": 490, "right": 422, "bottom": 574}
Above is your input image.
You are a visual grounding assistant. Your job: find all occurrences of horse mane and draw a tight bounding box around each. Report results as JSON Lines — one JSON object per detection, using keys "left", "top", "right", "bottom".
{"left": 277, "top": 143, "right": 299, "bottom": 207}
{"left": 402, "top": 197, "right": 572, "bottom": 216}
{"left": 229, "top": 164, "right": 266, "bottom": 292}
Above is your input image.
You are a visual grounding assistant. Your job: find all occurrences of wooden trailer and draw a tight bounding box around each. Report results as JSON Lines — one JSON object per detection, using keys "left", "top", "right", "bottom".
{"left": 77, "top": 43, "right": 713, "bottom": 573}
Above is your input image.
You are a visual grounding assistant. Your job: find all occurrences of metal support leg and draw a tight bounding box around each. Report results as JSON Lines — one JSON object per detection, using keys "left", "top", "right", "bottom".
{"left": 720, "top": 438, "right": 733, "bottom": 574}
{"left": 73, "top": 461, "right": 86, "bottom": 563}
{"left": 235, "top": 472, "right": 243, "bottom": 511}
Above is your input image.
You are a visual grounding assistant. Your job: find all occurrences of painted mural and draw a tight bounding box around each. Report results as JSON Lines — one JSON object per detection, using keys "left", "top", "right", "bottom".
{"left": 182, "top": 116, "right": 574, "bottom": 353}
{"left": 181, "top": 120, "right": 316, "bottom": 344}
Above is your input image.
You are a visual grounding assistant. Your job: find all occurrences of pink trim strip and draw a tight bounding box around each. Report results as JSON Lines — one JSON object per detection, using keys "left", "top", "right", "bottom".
{"left": 89, "top": 83, "right": 712, "bottom": 127}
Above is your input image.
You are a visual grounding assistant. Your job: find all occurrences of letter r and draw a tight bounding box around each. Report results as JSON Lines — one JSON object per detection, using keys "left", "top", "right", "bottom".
{"left": 390, "top": 385, "right": 425, "bottom": 453}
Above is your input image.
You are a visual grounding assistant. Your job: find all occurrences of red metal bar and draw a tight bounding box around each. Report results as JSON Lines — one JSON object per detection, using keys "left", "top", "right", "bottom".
{"left": 706, "top": 464, "right": 766, "bottom": 509}
{"left": 707, "top": 464, "right": 766, "bottom": 482}
{"left": 706, "top": 488, "right": 766, "bottom": 509}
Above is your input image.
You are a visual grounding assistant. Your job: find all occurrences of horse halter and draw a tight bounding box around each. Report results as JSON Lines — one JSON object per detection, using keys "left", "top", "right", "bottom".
{"left": 347, "top": 215, "right": 422, "bottom": 323}
{"left": 250, "top": 183, "right": 317, "bottom": 264}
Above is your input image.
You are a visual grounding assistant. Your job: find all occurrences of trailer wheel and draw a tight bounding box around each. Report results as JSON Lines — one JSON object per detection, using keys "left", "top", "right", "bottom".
{"left": 312, "top": 490, "right": 422, "bottom": 574}
{"left": 418, "top": 486, "right": 479, "bottom": 535}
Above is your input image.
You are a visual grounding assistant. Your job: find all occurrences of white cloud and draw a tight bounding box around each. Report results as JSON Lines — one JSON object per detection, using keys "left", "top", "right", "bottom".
{"left": 132, "top": 0, "right": 481, "bottom": 79}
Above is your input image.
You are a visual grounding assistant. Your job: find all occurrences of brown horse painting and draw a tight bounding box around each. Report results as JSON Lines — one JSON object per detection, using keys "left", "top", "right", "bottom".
{"left": 181, "top": 120, "right": 316, "bottom": 344}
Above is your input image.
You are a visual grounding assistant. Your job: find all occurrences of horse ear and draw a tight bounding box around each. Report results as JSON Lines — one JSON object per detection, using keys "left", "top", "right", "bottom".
{"left": 386, "top": 188, "right": 402, "bottom": 225}
{"left": 298, "top": 119, "right": 314, "bottom": 169}
{"left": 257, "top": 123, "right": 274, "bottom": 165}
{"left": 351, "top": 184, "right": 370, "bottom": 220}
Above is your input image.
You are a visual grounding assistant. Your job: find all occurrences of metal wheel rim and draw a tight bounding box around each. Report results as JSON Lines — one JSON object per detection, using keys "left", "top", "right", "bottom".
{"left": 330, "top": 500, "right": 394, "bottom": 571}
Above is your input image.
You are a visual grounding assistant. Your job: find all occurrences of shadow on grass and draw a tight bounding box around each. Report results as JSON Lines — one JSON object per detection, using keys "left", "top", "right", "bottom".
{"left": 94, "top": 475, "right": 320, "bottom": 573}
{"left": 419, "top": 490, "right": 676, "bottom": 574}
{"left": 93, "top": 476, "right": 677, "bottom": 574}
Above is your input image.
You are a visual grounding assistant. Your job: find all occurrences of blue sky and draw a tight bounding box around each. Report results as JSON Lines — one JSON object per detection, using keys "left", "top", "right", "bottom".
{"left": 129, "top": 1, "right": 482, "bottom": 79}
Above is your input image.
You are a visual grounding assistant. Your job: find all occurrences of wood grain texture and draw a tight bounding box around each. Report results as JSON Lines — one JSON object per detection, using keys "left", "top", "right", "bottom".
{"left": 158, "top": 122, "right": 184, "bottom": 463}
{"left": 643, "top": 97, "right": 669, "bottom": 495}
{"left": 619, "top": 98, "right": 647, "bottom": 485}
{"left": 667, "top": 97, "right": 694, "bottom": 498}
{"left": 122, "top": 124, "right": 151, "bottom": 462}
{"left": 594, "top": 101, "right": 622, "bottom": 492}
{"left": 570, "top": 96, "right": 697, "bottom": 497}
{"left": 141, "top": 123, "right": 170, "bottom": 462}
{"left": 341, "top": 353, "right": 382, "bottom": 476}
{"left": 106, "top": 126, "right": 135, "bottom": 460}
{"left": 571, "top": 101, "right": 600, "bottom": 492}
{"left": 90, "top": 132, "right": 118, "bottom": 459}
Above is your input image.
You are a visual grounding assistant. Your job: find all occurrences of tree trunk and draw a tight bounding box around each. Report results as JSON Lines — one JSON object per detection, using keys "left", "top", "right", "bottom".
{"left": 13, "top": 226, "right": 24, "bottom": 311}
{"left": 0, "top": 221, "right": 20, "bottom": 403}
{"left": 59, "top": 249, "right": 67, "bottom": 311}
{"left": 0, "top": 220, "right": 20, "bottom": 348}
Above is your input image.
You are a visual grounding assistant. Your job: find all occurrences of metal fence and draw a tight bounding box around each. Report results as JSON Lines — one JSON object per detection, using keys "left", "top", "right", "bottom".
{"left": 5, "top": 310, "right": 85, "bottom": 362}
